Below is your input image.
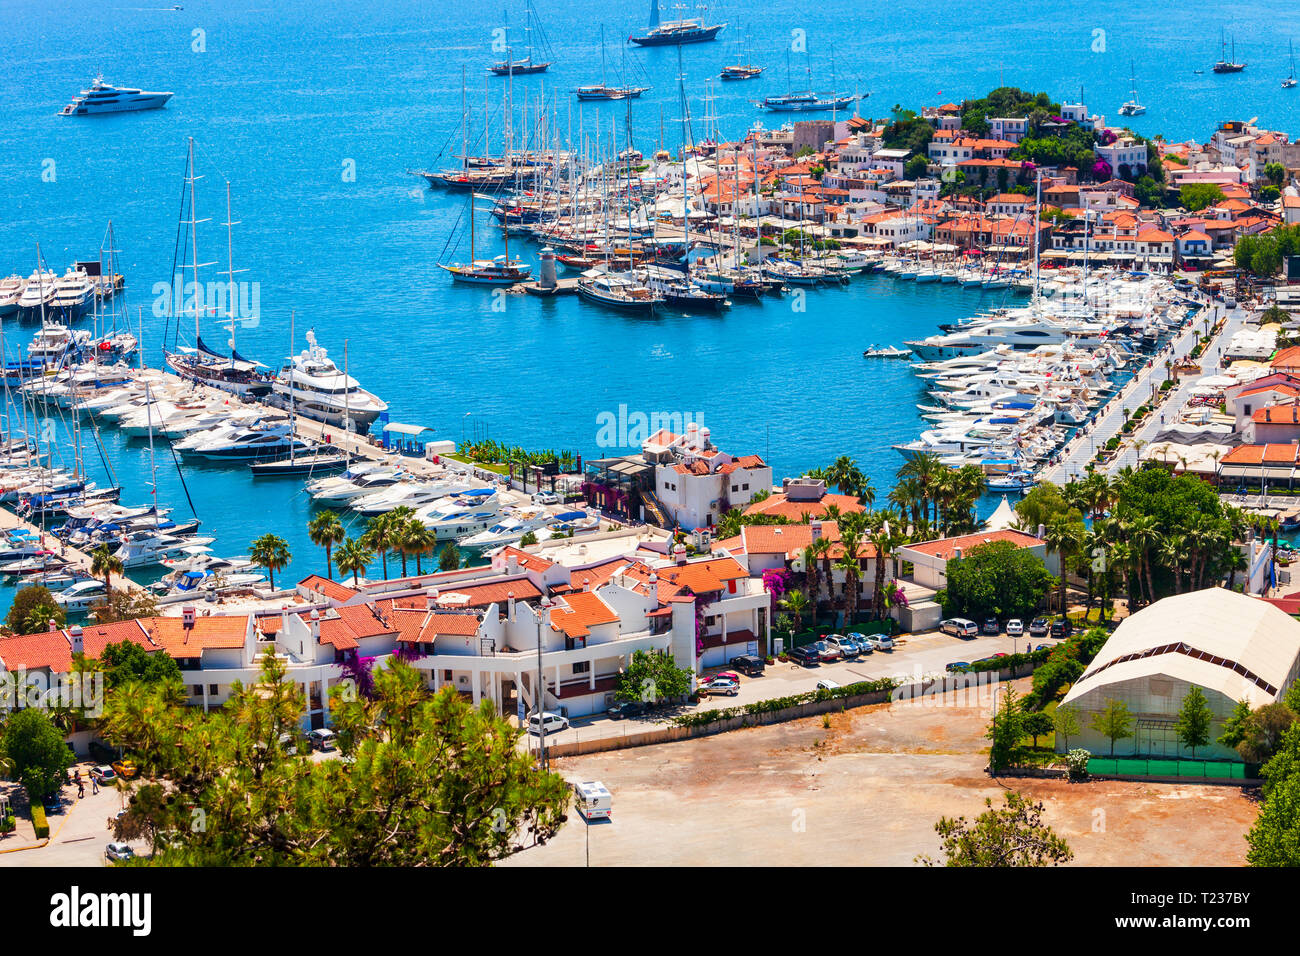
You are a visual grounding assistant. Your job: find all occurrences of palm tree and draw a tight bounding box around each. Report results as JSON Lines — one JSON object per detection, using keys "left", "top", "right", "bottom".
{"left": 249, "top": 533, "right": 291, "bottom": 590}
{"left": 1124, "top": 514, "right": 1162, "bottom": 606}
{"left": 888, "top": 476, "right": 926, "bottom": 537}
{"left": 826, "top": 456, "right": 868, "bottom": 498}
{"left": 90, "top": 543, "right": 123, "bottom": 594}
{"left": 716, "top": 508, "right": 744, "bottom": 540}
{"left": 1160, "top": 533, "right": 1187, "bottom": 594}
{"left": 779, "top": 589, "right": 811, "bottom": 634}
{"left": 307, "top": 511, "right": 345, "bottom": 580}
{"left": 813, "top": 535, "right": 835, "bottom": 611}
{"left": 361, "top": 513, "right": 398, "bottom": 579}
{"left": 1044, "top": 516, "right": 1083, "bottom": 615}
{"left": 864, "top": 509, "right": 906, "bottom": 618}
{"left": 334, "top": 537, "right": 374, "bottom": 586}
{"left": 404, "top": 519, "right": 437, "bottom": 576}
{"left": 898, "top": 453, "right": 944, "bottom": 529}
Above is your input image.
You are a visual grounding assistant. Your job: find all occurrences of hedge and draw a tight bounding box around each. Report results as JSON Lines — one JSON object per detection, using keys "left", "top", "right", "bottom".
{"left": 31, "top": 806, "right": 48, "bottom": 839}
{"left": 672, "top": 677, "right": 899, "bottom": 729}
{"left": 950, "top": 647, "right": 1054, "bottom": 674}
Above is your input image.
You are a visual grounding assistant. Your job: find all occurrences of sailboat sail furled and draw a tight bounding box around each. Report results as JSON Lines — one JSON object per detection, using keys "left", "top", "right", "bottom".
{"left": 163, "top": 139, "right": 272, "bottom": 398}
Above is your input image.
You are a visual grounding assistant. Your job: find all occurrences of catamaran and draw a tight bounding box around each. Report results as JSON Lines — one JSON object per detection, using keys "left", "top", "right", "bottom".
{"left": 1118, "top": 60, "right": 1146, "bottom": 116}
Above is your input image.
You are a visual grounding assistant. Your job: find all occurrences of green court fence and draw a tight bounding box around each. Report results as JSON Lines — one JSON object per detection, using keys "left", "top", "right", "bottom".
{"left": 1087, "top": 757, "right": 1248, "bottom": 779}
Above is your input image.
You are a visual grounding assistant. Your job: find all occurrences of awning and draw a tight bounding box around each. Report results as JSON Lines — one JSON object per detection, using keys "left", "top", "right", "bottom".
{"left": 1262, "top": 466, "right": 1297, "bottom": 481}
{"left": 1219, "top": 464, "right": 1259, "bottom": 480}
{"left": 382, "top": 422, "right": 434, "bottom": 437}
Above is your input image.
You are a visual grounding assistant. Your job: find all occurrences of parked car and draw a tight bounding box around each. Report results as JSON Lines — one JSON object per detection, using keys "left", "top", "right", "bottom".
{"left": 982, "top": 617, "right": 1000, "bottom": 635}
{"left": 789, "top": 645, "right": 820, "bottom": 667}
{"left": 854, "top": 631, "right": 894, "bottom": 652}
{"left": 531, "top": 491, "right": 561, "bottom": 505}
{"left": 1005, "top": 619, "right": 1024, "bottom": 636}
{"left": 1029, "top": 617, "right": 1050, "bottom": 638}
{"left": 712, "top": 671, "right": 742, "bottom": 684}
{"left": 813, "top": 640, "right": 842, "bottom": 662}
{"left": 731, "top": 654, "right": 766, "bottom": 676}
{"left": 946, "top": 661, "right": 972, "bottom": 672}
{"left": 90, "top": 765, "right": 116, "bottom": 785}
{"left": 1033, "top": 644, "right": 1052, "bottom": 652}
{"left": 815, "top": 678, "right": 840, "bottom": 691}
{"left": 703, "top": 677, "right": 740, "bottom": 696}
{"left": 1050, "top": 618, "right": 1072, "bottom": 639}
{"left": 111, "top": 759, "right": 138, "bottom": 780}
{"left": 527, "top": 712, "right": 570, "bottom": 735}
{"left": 105, "top": 843, "right": 134, "bottom": 862}
{"left": 940, "top": 618, "right": 979, "bottom": 638}
{"left": 307, "top": 728, "right": 337, "bottom": 752}
{"left": 606, "top": 700, "right": 646, "bottom": 720}
{"left": 824, "top": 634, "right": 860, "bottom": 658}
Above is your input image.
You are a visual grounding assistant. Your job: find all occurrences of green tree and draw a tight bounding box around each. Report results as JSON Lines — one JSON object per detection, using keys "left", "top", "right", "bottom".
{"left": 1179, "top": 182, "right": 1224, "bottom": 212}
{"left": 3, "top": 708, "right": 73, "bottom": 803}
{"left": 904, "top": 154, "right": 929, "bottom": 180}
{"left": 943, "top": 540, "right": 1056, "bottom": 621}
{"left": 917, "top": 792, "right": 1073, "bottom": 866}
{"left": 1237, "top": 703, "right": 1296, "bottom": 763}
{"left": 1090, "top": 698, "right": 1135, "bottom": 757}
{"left": 91, "top": 589, "right": 160, "bottom": 626}
{"left": 1246, "top": 723, "right": 1300, "bottom": 865}
{"left": 1052, "top": 705, "right": 1081, "bottom": 750}
{"left": 1175, "top": 686, "right": 1213, "bottom": 758}
{"left": 987, "top": 685, "right": 1027, "bottom": 770}
{"left": 616, "top": 649, "right": 693, "bottom": 705}
{"left": 361, "top": 514, "right": 398, "bottom": 579}
{"left": 438, "top": 542, "right": 461, "bottom": 572}
{"left": 1218, "top": 699, "right": 1254, "bottom": 750}
{"left": 98, "top": 640, "right": 182, "bottom": 689}
{"left": 778, "top": 589, "right": 811, "bottom": 634}
{"left": 5, "top": 585, "right": 62, "bottom": 634}
{"left": 334, "top": 537, "right": 374, "bottom": 585}
{"left": 1265, "top": 161, "right": 1287, "bottom": 187}
{"left": 1024, "top": 711, "right": 1054, "bottom": 748}
{"left": 100, "top": 655, "right": 570, "bottom": 865}
{"left": 249, "top": 533, "right": 291, "bottom": 590}
{"left": 307, "top": 511, "right": 345, "bottom": 580}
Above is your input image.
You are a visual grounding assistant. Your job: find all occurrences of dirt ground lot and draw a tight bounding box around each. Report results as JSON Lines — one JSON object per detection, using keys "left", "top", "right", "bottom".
{"left": 504, "top": 680, "right": 1259, "bottom": 867}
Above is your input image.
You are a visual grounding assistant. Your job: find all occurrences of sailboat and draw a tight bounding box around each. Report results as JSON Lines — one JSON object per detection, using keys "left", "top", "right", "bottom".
{"left": 577, "top": 25, "right": 649, "bottom": 99}
{"left": 489, "top": 2, "right": 553, "bottom": 75}
{"left": 628, "top": 0, "right": 724, "bottom": 46}
{"left": 438, "top": 75, "right": 532, "bottom": 284}
{"left": 163, "top": 141, "right": 273, "bottom": 398}
{"left": 1118, "top": 60, "right": 1146, "bottom": 116}
{"left": 760, "top": 48, "right": 855, "bottom": 112}
{"left": 1214, "top": 31, "right": 1245, "bottom": 73}
{"left": 720, "top": 32, "right": 763, "bottom": 80}
{"left": 1285, "top": 40, "right": 1297, "bottom": 88}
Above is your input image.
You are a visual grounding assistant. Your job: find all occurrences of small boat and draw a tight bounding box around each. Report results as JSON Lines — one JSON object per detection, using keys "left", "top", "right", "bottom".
{"left": 439, "top": 255, "right": 532, "bottom": 284}
{"left": 1286, "top": 40, "right": 1297, "bottom": 88}
{"left": 760, "top": 91, "right": 856, "bottom": 112}
{"left": 576, "top": 85, "right": 648, "bottom": 101}
{"left": 986, "top": 472, "right": 1037, "bottom": 492}
{"left": 53, "top": 579, "right": 108, "bottom": 612}
{"left": 720, "top": 65, "right": 762, "bottom": 80}
{"left": 248, "top": 451, "right": 350, "bottom": 477}
{"left": 863, "top": 345, "right": 912, "bottom": 359}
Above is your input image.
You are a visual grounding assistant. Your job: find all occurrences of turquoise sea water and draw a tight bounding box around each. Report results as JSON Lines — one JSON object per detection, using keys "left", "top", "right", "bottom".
{"left": 0, "top": 0, "right": 1297, "bottom": 601}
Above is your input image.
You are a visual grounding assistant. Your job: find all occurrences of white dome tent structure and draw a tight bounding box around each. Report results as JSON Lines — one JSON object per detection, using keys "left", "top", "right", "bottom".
{"left": 1060, "top": 589, "right": 1300, "bottom": 761}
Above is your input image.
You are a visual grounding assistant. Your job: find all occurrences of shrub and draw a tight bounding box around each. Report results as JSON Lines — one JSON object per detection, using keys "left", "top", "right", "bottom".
{"left": 0, "top": 812, "right": 15, "bottom": 834}
{"left": 671, "top": 678, "right": 898, "bottom": 728}
{"left": 31, "top": 805, "right": 48, "bottom": 839}
{"left": 1065, "top": 748, "right": 1092, "bottom": 781}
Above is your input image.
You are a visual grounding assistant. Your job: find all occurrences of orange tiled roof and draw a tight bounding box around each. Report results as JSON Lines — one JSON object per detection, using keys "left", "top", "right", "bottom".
{"left": 549, "top": 590, "right": 619, "bottom": 639}
{"left": 141, "top": 615, "right": 249, "bottom": 660}
{"left": 0, "top": 630, "right": 72, "bottom": 673}
{"left": 903, "top": 529, "right": 1043, "bottom": 561}
{"left": 298, "top": 574, "right": 359, "bottom": 603}
{"left": 742, "top": 491, "right": 864, "bottom": 521}
{"left": 1253, "top": 403, "right": 1300, "bottom": 424}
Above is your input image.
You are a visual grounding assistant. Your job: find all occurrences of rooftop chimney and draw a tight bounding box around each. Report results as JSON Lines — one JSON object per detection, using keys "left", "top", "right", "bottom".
{"left": 309, "top": 608, "right": 321, "bottom": 642}
{"left": 182, "top": 606, "right": 196, "bottom": 631}
{"left": 507, "top": 591, "right": 516, "bottom": 622}
{"left": 810, "top": 519, "right": 823, "bottom": 541}
{"left": 280, "top": 604, "right": 290, "bottom": 635}
{"left": 507, "top": 553, "right": 519, "bottom": 574}
{"left": 673, "top": 543, "right": 688, "bottom": 565}
{"left": 47, "top": 618, "right": 58, "bottom": 633}
{"left": 68, "top": 624, "right": 83, "bottom": 655}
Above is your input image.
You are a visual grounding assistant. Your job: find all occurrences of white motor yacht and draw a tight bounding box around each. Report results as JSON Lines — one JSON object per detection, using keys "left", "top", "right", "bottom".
{"left": 59, "top": 75, "right": 174, "bottom": 115}
{"left": 270, "top": 330, "right": 388, "bottom": 434}
{"left": 53, "top": 579, "right": 108, "bottom": 612}
{"left": 349, "top": 479, "right": 482, "bottom": 517}
{"left": 460, "top": 509, "right": 555, "bottom": 548}
{"left": 112, "top": 530, "right": 215, "bottom": 569}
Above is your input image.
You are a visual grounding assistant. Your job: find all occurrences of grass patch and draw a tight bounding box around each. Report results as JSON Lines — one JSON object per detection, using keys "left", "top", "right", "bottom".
{"left": 446, "top": 454, "right": 509, "bottom": 475}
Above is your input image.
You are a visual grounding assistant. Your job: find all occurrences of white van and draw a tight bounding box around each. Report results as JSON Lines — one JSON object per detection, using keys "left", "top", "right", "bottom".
{"left": 574, "top": 780, "right": 612, "bottom": 820}
{"left": 307, "top": 728, "right": 337, "bottom": 752}
{"left": 527, "top": 712, "right": 570, "bottom": 735}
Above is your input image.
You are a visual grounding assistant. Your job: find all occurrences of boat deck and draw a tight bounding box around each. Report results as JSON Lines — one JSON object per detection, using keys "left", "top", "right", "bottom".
{"left": 0, "top": 504, "right": 146, "bottom": 594}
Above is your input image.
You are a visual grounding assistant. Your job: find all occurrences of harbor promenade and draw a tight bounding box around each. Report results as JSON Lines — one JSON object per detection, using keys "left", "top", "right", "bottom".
{"left": 1037, "top": 298, "right": 1235, "bottom": 485}
{"left": 0, "top": 503, "right": 144, "bottom": 594}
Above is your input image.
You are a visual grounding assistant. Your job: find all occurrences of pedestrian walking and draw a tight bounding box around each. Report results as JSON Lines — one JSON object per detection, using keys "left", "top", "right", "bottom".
{"left": 91, "top": 776, "right": 99, "bottom": 795}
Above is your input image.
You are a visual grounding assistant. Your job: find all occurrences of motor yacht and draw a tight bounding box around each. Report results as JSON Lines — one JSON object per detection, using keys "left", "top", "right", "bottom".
{"left": 269, "top": 330, "right": 388, "bottom": 433}
{"left": 460, "top": 509, "right": 555, "bottom": 547}
{"left": 59, "top": 75, "right": 173, "bottom": 115}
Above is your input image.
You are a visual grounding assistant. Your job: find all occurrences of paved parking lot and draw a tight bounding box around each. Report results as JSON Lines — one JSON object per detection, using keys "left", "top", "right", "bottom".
{"left": 524, "top": 627, "right": 1060, "bottom": 751}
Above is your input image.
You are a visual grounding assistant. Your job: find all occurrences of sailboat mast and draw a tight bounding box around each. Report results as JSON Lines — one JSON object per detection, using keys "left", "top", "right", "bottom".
{"left": 224, "top": 180, "right": 237, "bottom": 366}
{"left": 288, "top": 311, "right": 296, "bottom": 464}
{"left": 188, "top": 138, "right": 201, "bottom": 347}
